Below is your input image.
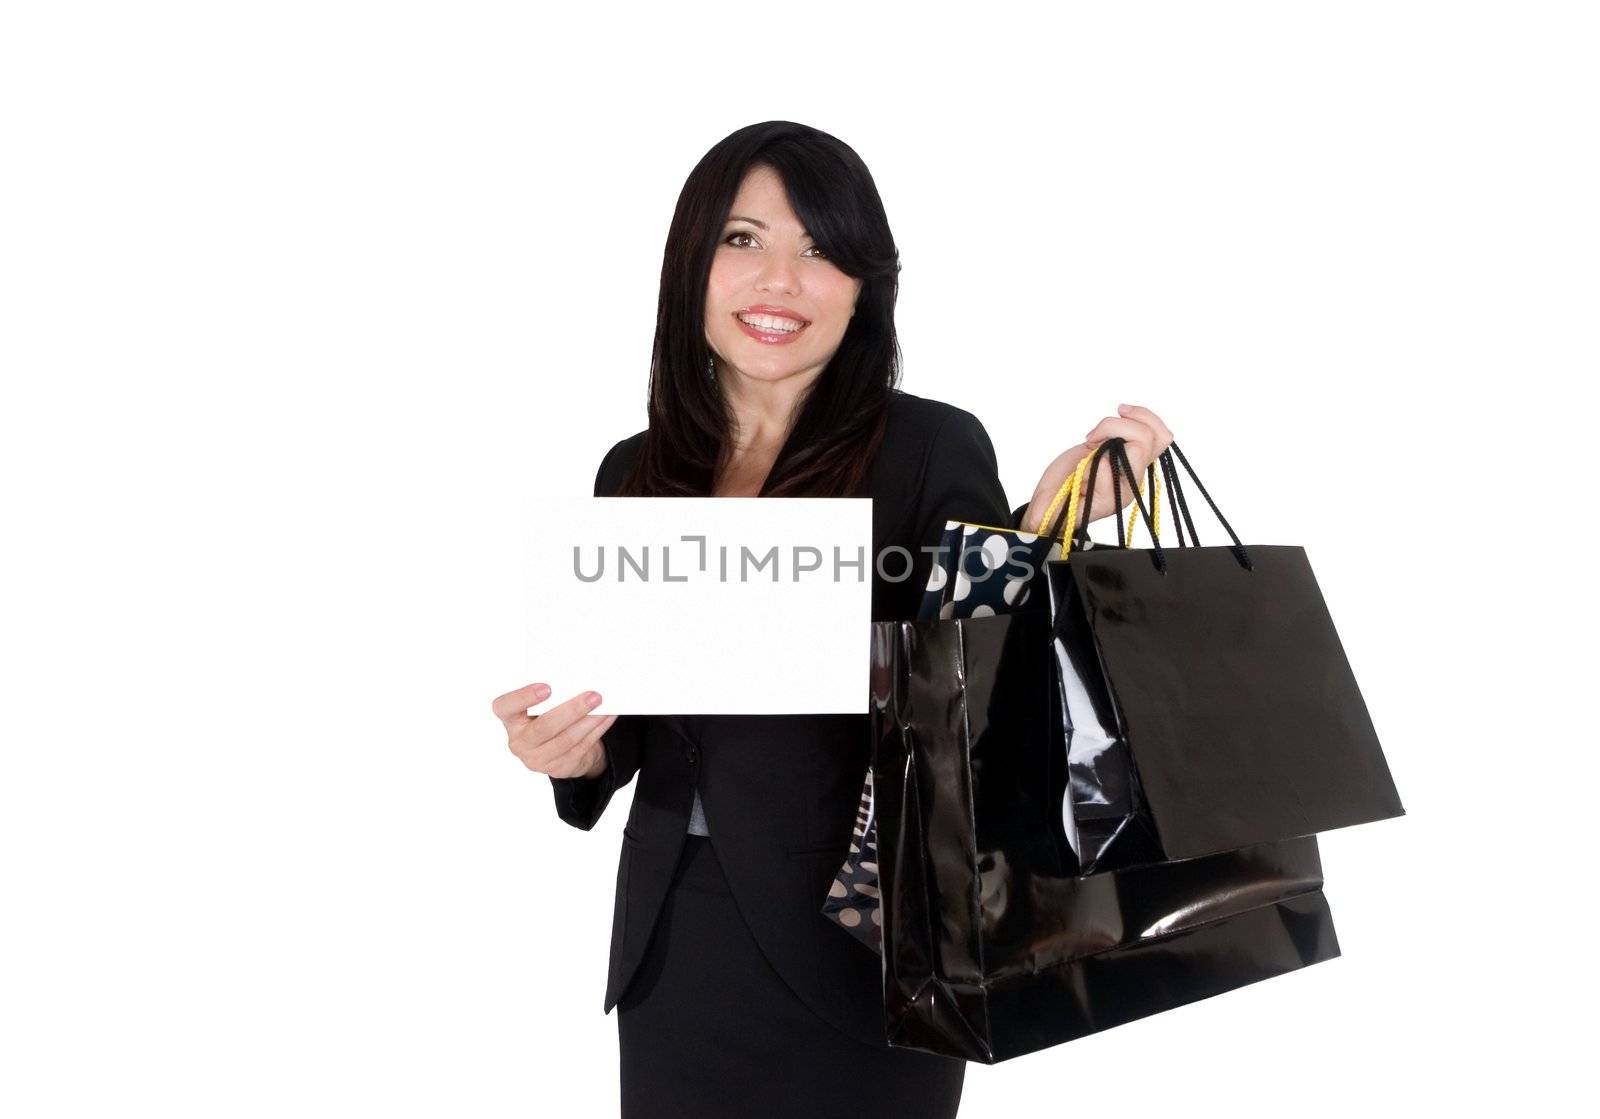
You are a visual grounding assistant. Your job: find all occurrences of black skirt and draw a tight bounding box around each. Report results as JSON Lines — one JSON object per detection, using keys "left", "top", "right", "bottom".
{"left": 616, "top": 834, "right": 967, "bottom": 1118}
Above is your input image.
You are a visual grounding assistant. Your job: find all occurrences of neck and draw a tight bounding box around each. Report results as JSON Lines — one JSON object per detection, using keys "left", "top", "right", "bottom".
{"left": 716, "top": 362, "right": 821, "bottom": 453}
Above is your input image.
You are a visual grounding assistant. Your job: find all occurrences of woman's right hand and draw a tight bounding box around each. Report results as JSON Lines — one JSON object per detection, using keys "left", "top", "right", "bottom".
{"left": 493, "top": 683, "right": 618, "bottom": 780}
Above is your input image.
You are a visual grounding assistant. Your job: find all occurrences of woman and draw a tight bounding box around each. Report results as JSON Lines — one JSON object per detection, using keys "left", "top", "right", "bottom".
{"left": 492, "top": 121, "right": 1173, "bottom": 1118}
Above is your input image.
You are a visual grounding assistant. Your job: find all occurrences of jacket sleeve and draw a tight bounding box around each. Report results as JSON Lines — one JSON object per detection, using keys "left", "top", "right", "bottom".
{"left": 548, "top": 715, "right": 644, "bottom": 831}
{"left": 546, "top": 442, "right": 645, "bottom": 831}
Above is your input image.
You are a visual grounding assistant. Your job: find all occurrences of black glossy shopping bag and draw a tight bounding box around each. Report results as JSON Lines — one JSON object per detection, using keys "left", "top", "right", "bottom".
{"left": 868, "top": 435, "right": 1400, "bottom": 1061}
{"left": 1045, "top": 438, "right": 1405, "bottom": 873}
{"left": 870, "top": 607, "right": 1341, "bottom": 1063}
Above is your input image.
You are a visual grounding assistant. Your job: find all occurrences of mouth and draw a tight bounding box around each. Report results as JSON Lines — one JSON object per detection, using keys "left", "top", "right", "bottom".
{"left": 734, "top": 308, "right": 810, "bottom": 344}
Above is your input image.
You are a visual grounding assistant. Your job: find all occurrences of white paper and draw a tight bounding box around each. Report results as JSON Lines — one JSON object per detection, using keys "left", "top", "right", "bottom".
{"left": 524, "top": 496, "right": 874, "bottom": 715}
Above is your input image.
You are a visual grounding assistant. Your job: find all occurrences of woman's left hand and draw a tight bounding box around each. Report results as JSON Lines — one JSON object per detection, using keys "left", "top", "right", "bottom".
{"left": 1019, "top": 403, "right": 1174, "bottom": 536}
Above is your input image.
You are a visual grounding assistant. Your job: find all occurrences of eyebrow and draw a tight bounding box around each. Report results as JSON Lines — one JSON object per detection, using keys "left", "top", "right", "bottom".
{"left": 723, "top": 212, "right": 812, "bottom": 235}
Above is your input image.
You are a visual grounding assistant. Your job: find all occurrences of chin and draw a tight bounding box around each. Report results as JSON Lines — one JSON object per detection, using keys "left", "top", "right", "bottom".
{"left": 732, "top": 363, "right": 810, "bottom": 384}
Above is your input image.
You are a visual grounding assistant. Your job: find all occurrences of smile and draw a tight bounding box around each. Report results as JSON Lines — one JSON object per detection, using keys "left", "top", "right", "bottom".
{"left": 735, "top": 311, "right": 809, "bottom": 344}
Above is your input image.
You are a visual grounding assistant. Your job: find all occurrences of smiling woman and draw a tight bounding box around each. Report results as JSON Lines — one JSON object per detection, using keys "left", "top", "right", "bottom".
{"left": 607, "top": 123, "right": 912, "bottom": 509}
{"left": 701, "top": 164, "right": 871, "bottom": 498}
{"left": 710, "top": 181, "right": 857, "bottom": 360}
{"left": 497, "top": 119, "right": 1172, "bottom": 1119}
{"left": 547, "top": 122, "right": 976, "bottom": 1119}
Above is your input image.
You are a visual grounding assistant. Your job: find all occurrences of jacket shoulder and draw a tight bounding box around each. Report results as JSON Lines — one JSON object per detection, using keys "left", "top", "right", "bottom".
{"left": 883, "top": 388, "right": 976, "bottom": 442}
{"left": 874, "top": 389, "right": 989, "bottom": 484}
{"left": 594, "top": 429, "right": 647, "bottom": 496}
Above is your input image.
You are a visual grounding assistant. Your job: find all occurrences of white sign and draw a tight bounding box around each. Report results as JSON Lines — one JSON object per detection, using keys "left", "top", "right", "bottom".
{"left": 524, "top": 497, "right": 874, "bottom": 715}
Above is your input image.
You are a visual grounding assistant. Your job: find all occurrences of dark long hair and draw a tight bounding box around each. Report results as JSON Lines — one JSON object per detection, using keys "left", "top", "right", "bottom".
{"left": 617, "top": 121, "right": 902, "bottom": 498}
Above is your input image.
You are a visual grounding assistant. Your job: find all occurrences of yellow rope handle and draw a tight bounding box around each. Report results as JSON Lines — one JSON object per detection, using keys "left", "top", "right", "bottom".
{"left": 1036, "top": 443, "right": 1163, "bottom": 558}
{"left": 1034, "top": 465, "right": 1081, "bottom": 547}
{"left": 1063, "top": 454, "right": 1091, "bottom": 555}
{"left": 1128, "top": 459, "right": 1161, "bottom": 544}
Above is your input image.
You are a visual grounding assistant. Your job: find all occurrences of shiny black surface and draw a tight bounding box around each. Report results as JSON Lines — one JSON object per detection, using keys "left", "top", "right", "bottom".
{"left": 860, "top": 434, "right": 1399, "bottom": 1061}
{"left": 870, "top": 612, "right": 1342, "bottom": 1063}
{"left": 1047, "top": 544, "right": 1405, "bottom": 871}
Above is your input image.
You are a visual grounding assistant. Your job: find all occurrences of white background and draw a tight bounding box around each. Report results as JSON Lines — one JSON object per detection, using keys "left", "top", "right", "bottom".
{"left": 3, "top": 2, "right": 1595, "bottom": 1115}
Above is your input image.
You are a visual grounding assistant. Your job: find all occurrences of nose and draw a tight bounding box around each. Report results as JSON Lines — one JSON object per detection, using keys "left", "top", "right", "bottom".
{"left": 754, "top": 252, "right": 801, "bottom": 297}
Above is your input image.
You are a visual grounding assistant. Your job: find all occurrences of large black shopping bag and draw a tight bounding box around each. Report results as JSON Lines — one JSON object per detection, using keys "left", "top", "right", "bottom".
{"left": 825, "top": 462, "right": 1155, "bottom": 949}
{"left": 826, "top": 450, "right": 1215, "bottom": 943}
{"left": 870, "top": 605, "right": 1341, "bottom": 1063}
{"left": 1046, "top": 437, "right": 1405, "bottom": 873}
{"left": 822, "top": 469, "right": 1114, "bottom": 950}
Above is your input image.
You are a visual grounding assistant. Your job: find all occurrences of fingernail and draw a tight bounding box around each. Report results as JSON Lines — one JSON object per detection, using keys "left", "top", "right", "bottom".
{"left": 1117, "top": 403, "right": 1131, "bottom": 412}
{"left": 534, "top": 684, "right": 550, "bottom": 698}
{"left": 586, "top": 692, "right": 602, "bottom": 708}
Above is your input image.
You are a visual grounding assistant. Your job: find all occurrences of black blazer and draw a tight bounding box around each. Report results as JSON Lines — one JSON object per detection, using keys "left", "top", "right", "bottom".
{"left": 548, "top": 389, "right": 1030, "bottom": 1049}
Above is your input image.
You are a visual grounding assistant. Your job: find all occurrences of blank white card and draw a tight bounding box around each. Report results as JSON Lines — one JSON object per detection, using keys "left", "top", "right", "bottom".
{"left": 524, "top": 497, "right": 874, "bottom": 715}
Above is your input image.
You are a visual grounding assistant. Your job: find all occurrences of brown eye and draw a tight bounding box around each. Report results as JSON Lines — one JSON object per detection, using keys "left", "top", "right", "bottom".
{"left": 725, "top": 232, "right": 755, "bottom": 247}
{"left": 806, "top": 246, "right": 828, "bottom": 259}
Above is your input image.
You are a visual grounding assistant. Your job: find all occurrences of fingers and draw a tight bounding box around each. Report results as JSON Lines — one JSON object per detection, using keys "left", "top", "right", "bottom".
{"left": 491, "top": 682, "right": 553, "bottom": 728}
{"left": 523, "top": 712, "right": 618, "bottom": 774}
{"left": 1083, "top": 416, "right": 1158, "bottom": 461}
{"left": 1116, "top": 403, "right": 1173, "bottom": 451}
{"left": 492, "top": 684, "right": 606, "bottom": 752}
{"left": 1080, "top": 405, "right": 1174, "bottom": 523}
{"left": 1084, "top": 404, "right": 1174, "bottom": 466}
{"left": 527, "top": 689, "right": 606, "bottom": 744}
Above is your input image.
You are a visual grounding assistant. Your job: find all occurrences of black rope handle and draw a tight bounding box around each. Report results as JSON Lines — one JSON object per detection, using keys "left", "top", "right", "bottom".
{"left": 1042, "top": 443, "right": 1168, "bottom": 547}
{"left": 1161, "top": 439, "right": 1252, "bottom": 570}
{"left": 1131, "top": 453, "right": 1195, "bottom": 549}
{"left": 1076, "top": 438, "right": 1157, "bottom": 559}
{"left": 1145, "top": 459, "right": 1166, "bottom": 544}
{"left": 1076, "top": 436, "right": 1254, "bottom": 573}
{"left": 1165, "top": 439, "right": 1249, "bottom": 560}
{"left": 1103, "top": 439, "right": 1164, "bottom": 566}
{"left": 1158, "top": 448, "right": 1197, "bottom": 546}
{"left": 1075, "top": 438, "right": 1120, "bottom": 544}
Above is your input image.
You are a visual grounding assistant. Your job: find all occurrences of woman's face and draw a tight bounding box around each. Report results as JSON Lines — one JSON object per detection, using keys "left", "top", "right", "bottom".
{"left": 704, "top": 164, "right": 863, "bottom": 394}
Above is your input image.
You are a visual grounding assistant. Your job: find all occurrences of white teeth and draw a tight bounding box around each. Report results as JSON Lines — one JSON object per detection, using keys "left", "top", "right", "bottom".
{"left": 738, "top": 313, "right": 806, "bottom": 333}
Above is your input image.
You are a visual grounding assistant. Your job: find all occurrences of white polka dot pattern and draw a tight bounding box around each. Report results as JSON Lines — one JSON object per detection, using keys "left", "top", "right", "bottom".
{"left": 917, "top": 519, "right": 1096, "bottom": 622}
